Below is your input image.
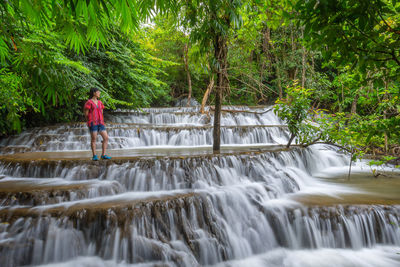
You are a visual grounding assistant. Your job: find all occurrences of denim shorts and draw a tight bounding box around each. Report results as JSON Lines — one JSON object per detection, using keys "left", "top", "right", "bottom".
{"left": 88, "top": 123, "right": 106, "bottom": 133}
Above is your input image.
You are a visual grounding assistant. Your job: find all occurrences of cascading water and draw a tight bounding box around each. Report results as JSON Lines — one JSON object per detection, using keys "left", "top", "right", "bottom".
{"left": 0, "top": 106, "right": 399, "bottom": 267}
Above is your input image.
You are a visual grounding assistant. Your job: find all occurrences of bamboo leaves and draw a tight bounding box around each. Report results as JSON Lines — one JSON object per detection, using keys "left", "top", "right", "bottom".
{"left": 2, "top": 0, "right": 177, "bottom": 57}
{"left": 0, "top": 37, "right": 8, "bottom": 63}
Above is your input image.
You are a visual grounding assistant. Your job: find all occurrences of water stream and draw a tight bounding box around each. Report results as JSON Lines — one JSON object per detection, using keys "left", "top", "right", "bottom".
{"left": 0, "top": 106, "right": 399, "bottom": 266}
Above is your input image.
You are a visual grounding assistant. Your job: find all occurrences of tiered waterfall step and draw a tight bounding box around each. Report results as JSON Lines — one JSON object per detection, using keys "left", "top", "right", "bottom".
{"left": 1, "top": 146, "right": 400, "bottom": 206}
{"left": 0, "top": 177, "right": 123, "bottom": 206}
{"left": 0, "top": 144, "right": 291, "bottom": 160}
{"left": 105, "top": 108, "right": 279, "bottom": 125}
{"left": 0, "top": 124, "right": 290, "bottom": 153}
{"left": 0, "top": 195, "right": 399, "bottom": 266}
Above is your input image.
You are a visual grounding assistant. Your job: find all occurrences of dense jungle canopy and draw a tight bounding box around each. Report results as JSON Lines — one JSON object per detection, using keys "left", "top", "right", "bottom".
{"left": 0, "top": 0, "right": 399, "bottom": 156}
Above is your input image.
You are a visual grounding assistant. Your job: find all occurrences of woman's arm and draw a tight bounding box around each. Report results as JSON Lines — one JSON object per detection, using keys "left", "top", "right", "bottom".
{"left": 83, "top": 101, "right": 91, "bottom": 122}
{"left": 84, "top": 108, "right": 89, "bottom": 122}
{"left": 100, "top": 101, "right": 105, "bottom": 125}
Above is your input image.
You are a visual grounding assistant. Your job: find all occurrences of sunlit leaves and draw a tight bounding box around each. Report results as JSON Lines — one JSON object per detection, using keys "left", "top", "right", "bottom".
{"left": 87, "top": 22, "right": 109, "bottom": 48}
{"left": 116, "top": 0, "right": 139, "bottom": 33}
{"left": 2, "top": 0, "right": 179, "bottom": 57}
{"left": 55, "top": 58, "right": 91, "bottom": 74}
{"left": 296, "top": 0, "right": 400, "bottom": 76}
{"left": 63, "top": 21, "right": 88, "bottom": 53}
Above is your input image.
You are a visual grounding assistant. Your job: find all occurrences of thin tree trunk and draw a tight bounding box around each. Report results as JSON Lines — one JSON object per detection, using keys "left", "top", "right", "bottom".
{"left": 264, "top": 27, "right": 273, "bottom": 69}
{"left": 200, "top": 76, "right": 214, "bottom": 114}
{"left": 213, "top": 34, "right": 228, "bottom": 152}
{"left": 301, "top": 29, "right": 306, "bottom": 88}
{"left": 275, "top": 66, "right": 283, "bottom": 99}
{"left": 268, "top": 35, "right": 283, "bottom": 99}
{"left": 184, "top": 43, "right": 192, "bottom": 107}
{"left": 384, "top": 124, "right": 388, "bottom": 153}
{"left": 260, "top": 27, "right": 269, "bottom": 94}
{"left": 341, "top": 83, "right": 344, "bottom": 112}
{"left": 290, "top": 24, "right": 297, "bottom": 81}
{"left": 287, "top": 133, "right": 295, "bottom": 148}
{"left": 213, "top": 80, "right": 222, "bottom": 152}
{"left": 311, "top": 54, "right": 315, "bottom": 70}
{"left": 383, "top": 79, "right": 389, "bottom": 153}
{"left": 348, "top": 148, "right": 353, "bottom": 180}
{"left": 351, "top": 90, "right": 360, "bottom": 114}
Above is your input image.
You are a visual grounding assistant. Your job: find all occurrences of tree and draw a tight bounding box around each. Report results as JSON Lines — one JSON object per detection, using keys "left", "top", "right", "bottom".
{"left": 141, "top": 14, "right": 209, "bottom": 103}
{"left": 183, "top": 42, "right": 193, "bottom": 106}
{"left": 274, "top": 84, "right": 314, "bottom": 148}
{"left": 182, "top": 0, "right": 243, "bottom": 152}
{"left": 225, "top": 0, "right": 323, "bottom": 104}
{"left": 296, "top": 0, "right": 400, "bottom": 78}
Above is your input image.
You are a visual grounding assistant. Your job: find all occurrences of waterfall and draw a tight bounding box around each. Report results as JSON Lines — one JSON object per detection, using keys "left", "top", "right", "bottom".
{"left": 0, "top": 106, "right": 399, "bottom": 266}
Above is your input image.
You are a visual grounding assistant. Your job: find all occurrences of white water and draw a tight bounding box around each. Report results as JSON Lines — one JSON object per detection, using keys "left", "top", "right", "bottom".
{"left": 0, "top": 106, "right": 399, "bottom": 267}
{"left": 213, "top": 246, "right": 400, "bottom": 267}
{"left": 0, "top": 106, "right": 285, "bottom": 153}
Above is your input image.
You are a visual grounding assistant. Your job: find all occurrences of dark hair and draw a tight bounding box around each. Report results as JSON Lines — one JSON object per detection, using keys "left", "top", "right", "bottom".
{"left": 89, "top": 87, "right": 100, "bottom": 98}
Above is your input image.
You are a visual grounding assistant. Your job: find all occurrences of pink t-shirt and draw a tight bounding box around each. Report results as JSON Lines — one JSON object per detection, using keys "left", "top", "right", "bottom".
{"left": 84, "top": 99, "right": 105, "bottom": 126}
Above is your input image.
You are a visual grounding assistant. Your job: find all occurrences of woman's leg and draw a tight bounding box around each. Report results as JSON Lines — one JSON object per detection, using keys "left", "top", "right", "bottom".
{"left": 99, "top": 130, "right": 109, "bottom": 156}
{"left": 90, "top": 131, "right": 98, "bottom": 156}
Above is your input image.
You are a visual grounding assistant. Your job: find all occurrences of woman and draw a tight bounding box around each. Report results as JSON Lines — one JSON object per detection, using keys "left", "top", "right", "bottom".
{"left": 84, "top": 87, "right": 112, "bottom": 161}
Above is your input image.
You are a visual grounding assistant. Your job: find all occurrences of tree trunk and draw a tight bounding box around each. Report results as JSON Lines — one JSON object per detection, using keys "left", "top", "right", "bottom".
{"left": 213, "top": 34, "right": 228, "bottom": 152}
{"left": 290, "top": 25, "right": 298, "bottom": 81}
{"left": 200, "top": 76, "right": 214, "bottom": 114}
{"left": 351, "top": 90, "right": 360, "bottom": 114}
{"left": 276, "top": 64, "right": 283, "bottom": 99}
{"left": 287, "top": 133, "right": 295, "bottom": 148}
{"left": 301, "top": 29, "right": 306, "bottom": 88}
{"left": 348, "top": 148, "right": 353, "bottom": 180}
{"left": 340, "top": 83, "right": 344, "bottom": 112}
{"left": 383, "top": 80, "right": 389, "bottom": 153}
{"left": 184, "top": 43, "right": 192, "bottom": 107}
{"left": 311, "top": 54, "right": 315, "bottom": 70}
{"left": 267, "top": 33, "right": 283, "bottom": 99}
{"left": 260, "top": 27, "right": 269, "bottom": 94}
{"left": 264, "top": 27, "right": 273, "bottom": 68}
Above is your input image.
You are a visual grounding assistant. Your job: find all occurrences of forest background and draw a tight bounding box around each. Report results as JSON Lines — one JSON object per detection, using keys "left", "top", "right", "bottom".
{"left": 0, "top": 0, "right": 399, "bottom": 158}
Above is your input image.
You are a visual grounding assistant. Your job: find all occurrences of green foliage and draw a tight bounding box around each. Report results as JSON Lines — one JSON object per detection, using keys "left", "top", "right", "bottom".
{"left": 369, "top": 155, "right": 399, "bottom": 177}
{"left": 182, "top": 0, "right": 244, "bottom": 52}
{"left": 316, "top": 113, "right": 366, "bottom": 159}
{"left": 0, "top": 16, "right": 172, "bottom": 135}
{"left": 141, "top": 15, "right": 208, "bottom": 101}
{"left": 0, "top": 69, "right": 36, "bottom": 133}
{"left": 78, "top": 28, "right": 176, "bottom": 107}
{"left": 181, "top": 0, "right": 244, "bottom": 80}
{"left": 223, "top": 1, "right": 331, "bottom": 105}
{"left": 296, "top": 0, "right": 400, "bottom": 77}
{"left": 274, "top": 83, "right": 372, "bottom": 162}
{"left": 294, "top": 0, "right": 400, "bottom": 160}
{"left": 274, "top": 84, "right": 314, "bottom": 147}
{"left": 369, "top": 156, "right": 397, "bottom": 167}
{"left": 1, "top": 0, "right": 180, "bottom": 63}
{"left": 14, "top": 30, "right": 89, "bottom": 110}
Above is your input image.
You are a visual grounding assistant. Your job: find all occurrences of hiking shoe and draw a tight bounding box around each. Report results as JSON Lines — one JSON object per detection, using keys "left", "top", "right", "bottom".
{"left": 92, "top": 155, "right": 99, "bottom": 161}
{"left": 101, "top": 154, "right": 112, "bottom": 160}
